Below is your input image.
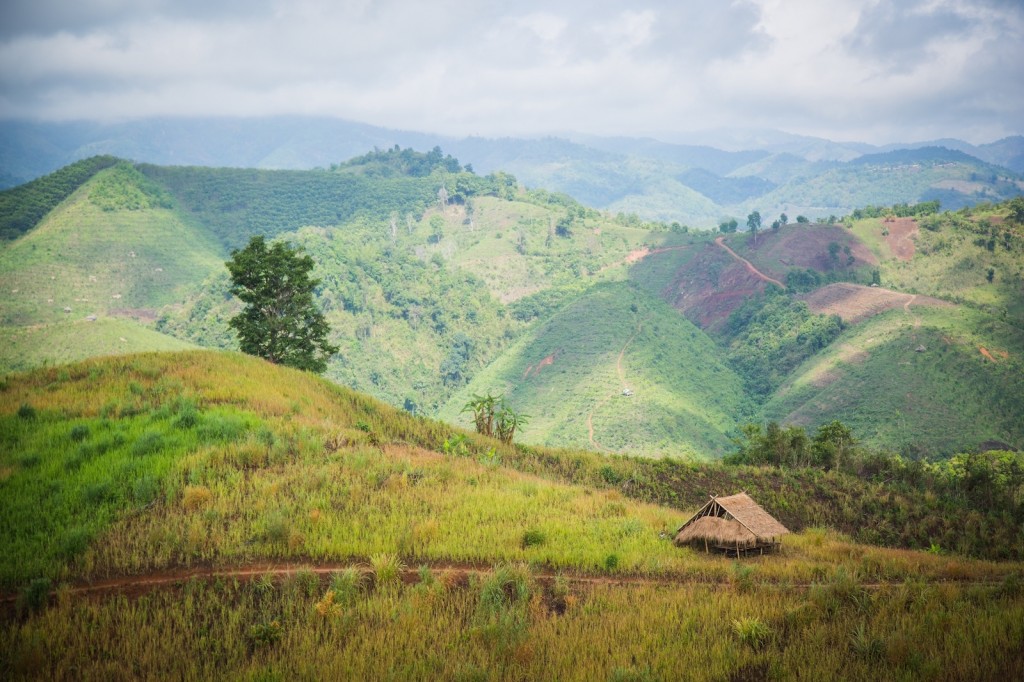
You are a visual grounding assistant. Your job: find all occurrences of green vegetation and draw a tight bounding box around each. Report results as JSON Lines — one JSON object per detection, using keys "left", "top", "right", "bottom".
{"left": 1, "top": 351, "right": 1023, "bottom": 679}
{"left": 0, "top": 318, "right": 196, "bottom": 373}
{"left": 0, "top": 156, "right": 119, "bottom": 240}
{"left": 851, "top": 201, "right": 1024, "bottom": 325}
{"left": 138, "top": 157, "right": 519, "bottom": 251}
{"left": 0, "top": 164, "right": 225, "bottom": 329}
{"left": 226, "top": 236, "right": 338, "bottom": 373}
{"left": 441, "top": 282, "right": 749, "bottom": 458}
{"left": 2, "top": 158, "right": 1021, "bottom": 458}
{"left": 764, "top": 305, "right": 1024, "bottom": 455}
{"left": 721, "top": 287, "right": 845, "bottom": 396}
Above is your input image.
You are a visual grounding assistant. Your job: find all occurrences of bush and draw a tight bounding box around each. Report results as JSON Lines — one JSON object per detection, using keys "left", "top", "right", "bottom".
{"left": 849, "top": 622, "right": 885, "bottom": 661}
{"left": 248, "top": 621, "right": 283, "bottom": 648}
{"left": 732, "top": 616, "right": 772, "bottom": 650}
{"left": 370, "top": 553, "right": 405, "bottom": 589}
{"left": 182, "top": 485, "right": 213, "bottom": 511}
{"left": 69, "top": 425, "right": 89, "bottom": 442}
{"left": 17, "top": 403, "right": 36, "bottom": 419}
{"left": 522, "top": 529, "right": 546, "bottom": 548}
{"left": 329, "top": 568, "right": 366, "bottom": 604}
{"left": 131, "top": 431, "right": 164, "bottom": 457}
{"left": 19, "top": 578, "right": 52, "bottom": 612}
{"left": 478, "top": 564, "right": 531, "bottom": 616}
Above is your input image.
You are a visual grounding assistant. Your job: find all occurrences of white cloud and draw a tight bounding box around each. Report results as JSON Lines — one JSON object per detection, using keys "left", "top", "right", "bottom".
{"left": 0, "top": 0, "right": 1020, "bottom": 143}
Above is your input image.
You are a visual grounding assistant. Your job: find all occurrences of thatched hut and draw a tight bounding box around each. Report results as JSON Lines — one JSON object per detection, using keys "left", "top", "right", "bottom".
{"left": 674, "top": 492, "right": 789, "bottom": 555}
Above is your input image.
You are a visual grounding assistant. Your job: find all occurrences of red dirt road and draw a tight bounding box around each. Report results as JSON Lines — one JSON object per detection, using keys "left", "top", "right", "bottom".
{"left": 3, "top": 559, "right": 1002, "bottom": 606}
{"left": 714, "top": 237, "right": 785, "bottom": 288}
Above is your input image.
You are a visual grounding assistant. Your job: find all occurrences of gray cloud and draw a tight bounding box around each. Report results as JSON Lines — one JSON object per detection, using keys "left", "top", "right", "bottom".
{"left": 0, "top": 0, "right": 1020, "bottom": 144}
{"left": 845, "top": 0, "right": 975, "bottom": 73}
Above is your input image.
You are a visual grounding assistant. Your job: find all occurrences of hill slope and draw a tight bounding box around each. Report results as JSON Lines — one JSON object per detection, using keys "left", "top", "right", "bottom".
{"left": 2, "top": 350, "right": 1023, "bottom": 680}
{"left": 440, "top": 282, "right": 749, "bottom": 458}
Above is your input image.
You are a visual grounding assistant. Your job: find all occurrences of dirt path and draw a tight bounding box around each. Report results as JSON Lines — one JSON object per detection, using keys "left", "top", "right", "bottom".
{"left": 714, "top": 237, "right": 785, "bottom": 288}
{"left": 587, "top": 319, "right": 644, "bottom": 451}
{"left": 902, "top": 293, "right": 923, "bottom": 329}
{"left": 3, "top": 559, "right": 1004, "bottom": 604}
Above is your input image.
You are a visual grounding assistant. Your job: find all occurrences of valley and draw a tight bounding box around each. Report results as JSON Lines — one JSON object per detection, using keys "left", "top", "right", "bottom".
{"left": 2, "top": 152, "right": 1022, "bottom": 458}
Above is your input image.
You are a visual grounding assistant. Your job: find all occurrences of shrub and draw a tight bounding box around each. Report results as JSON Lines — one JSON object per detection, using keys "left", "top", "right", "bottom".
{"left": 370, "top": 553, "right": 406, "bottom": 589}
{"left": 604, "top": 554, "right": 620, "bottom": 571}
{"left": 849, "top": 622, "right": 886, "bottom": 661}
{"left": 58, "top": 527, "right": 92, "bottom": 561}
{"left": 174, "top": 406, "right": 199, "bottom": 429}
{"left": 287, "top": 569, "right": 320, "bottom": 598}
{"left": 248, "top": 621, "right": 283, "bottom": 648}
{"left": 314, "top": 590, "right": 343, "bottom": 618}
{"left": 262, "top": 512, "right": 291, "bottom": 546}
{"left": 732, "top": 616, "right": 772, "bottom": 651}
{"left": 329, "top": 568, "right": 366, "bottom": 604}
{"left": 599, "top": 465, "right": 623, "bottom": 485}
{"left": 131, "top": 431, "right": 164, "bottom": 457}
{"left": 731, "top": 562, "right": 754, "bottom": 594}
{"left": 17, "top": 403, "right": 36, "bottom": 419}
{"left": 18, "top": 578, "right": 52, "bottom": 612}
{"left": 182, "top": 485, "right": 213, "bottom": 511}
{"left": 522, "top": 529, "right": 546, "bottom": 548}
{"left": 478, "top": 564, "right": 531, "bottom": 616}
{"left": 69, "top": 425, "right": 89, "bottom": 442}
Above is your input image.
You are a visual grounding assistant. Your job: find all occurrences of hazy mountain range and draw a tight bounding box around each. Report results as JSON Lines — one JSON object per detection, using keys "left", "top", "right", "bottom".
{"left": 2, "top": 117, "right": 1022, "bottom": 227}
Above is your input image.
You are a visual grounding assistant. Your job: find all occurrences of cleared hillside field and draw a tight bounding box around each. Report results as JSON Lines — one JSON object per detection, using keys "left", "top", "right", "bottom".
{"left": 0, "top": 318, "right": 196, "bottom": 372}
{"left": 799, "top": 283, "right": 950, "bottom": 323}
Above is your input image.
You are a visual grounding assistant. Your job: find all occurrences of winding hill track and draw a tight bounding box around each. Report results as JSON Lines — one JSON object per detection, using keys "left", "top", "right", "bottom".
{"left": 587, "top": 319, "right": 645, "bottom": 451}
{"left": 2, "top": 559, "right": 1002, "bottom": 605}
{"left": 714, "top": 237, "right": 785, "bottom": 287}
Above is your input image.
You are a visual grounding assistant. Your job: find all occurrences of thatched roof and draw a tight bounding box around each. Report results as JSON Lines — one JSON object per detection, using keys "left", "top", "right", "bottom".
{"left": 674, "top": 492, "right": 789, "bottom": 548}
{"left": 675, "top": 516, "right": 757, "bottom": 547}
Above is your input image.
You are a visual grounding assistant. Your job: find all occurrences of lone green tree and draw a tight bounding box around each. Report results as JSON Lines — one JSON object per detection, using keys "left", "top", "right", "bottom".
{"left": 747, "top": 211, "right": 761, "bottom": 244}
{"left": 226, "top": 236, "right": 338, "bottom": 373}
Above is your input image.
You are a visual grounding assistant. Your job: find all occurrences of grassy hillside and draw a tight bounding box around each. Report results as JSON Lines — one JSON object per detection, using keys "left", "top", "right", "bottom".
{"left": 0, "top": 155, "right": 120, "bottom": 240}
{"left": 0, "top": 318, "right": 196, "bottom": 373}
{"left": 764, "top": 305, "right": 1024, "bottom": 454}
{"left": 2, "top": 157, "right": 1022, "bottom": 461}
{"left": 138, "top": 163, "right": 450, "bottom": 251}
{"left": 848, "top": 208, "right": 1024, "bottom": 325}
{"left": 1, "top": 351, "right": 1023, "bottom": 680}
{"left": 440, "top": 282, "right": 749, "bottom": 458}
{"left": 0, "top": 163, "right": 224, "bottom": 329}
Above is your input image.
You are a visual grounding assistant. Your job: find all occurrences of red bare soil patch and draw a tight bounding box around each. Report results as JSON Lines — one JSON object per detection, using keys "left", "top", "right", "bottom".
{"left": 800, "top": 283, "right": 951, "bottom": 324}
{"left": 741, "top": 225, "right": 878, "bottom": 275}
{"left": 979, "top": 347, "right": 996, "bottom": 362}
{"left": 625, "top": 248, "right": 651, "bottom": 264}
{"left": 665, "top": 244, "right": 768, "bottom": 329}
{"left": 524, "top": 352, "right": 557, "bottom": 378}
{"left": 714, "top": 237, "right": 784, "bottom": 287}
{"left": 884, "top": 218, "right": 918, "bottom": 261}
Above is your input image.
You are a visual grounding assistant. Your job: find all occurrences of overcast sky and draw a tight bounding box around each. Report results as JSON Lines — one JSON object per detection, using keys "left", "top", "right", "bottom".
{"left": 0, "top": 0, "right": 1021, "bottom": 144}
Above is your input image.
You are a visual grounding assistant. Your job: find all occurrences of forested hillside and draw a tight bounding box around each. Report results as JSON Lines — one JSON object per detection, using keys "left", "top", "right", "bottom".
{"left": 1, "top": 153, "right": 1022, "bottom": 458}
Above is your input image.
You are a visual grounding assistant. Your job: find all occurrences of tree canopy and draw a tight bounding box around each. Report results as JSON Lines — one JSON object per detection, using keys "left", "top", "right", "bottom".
{"left": 226, "top": 236, "right": 338, "bottom": 373}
